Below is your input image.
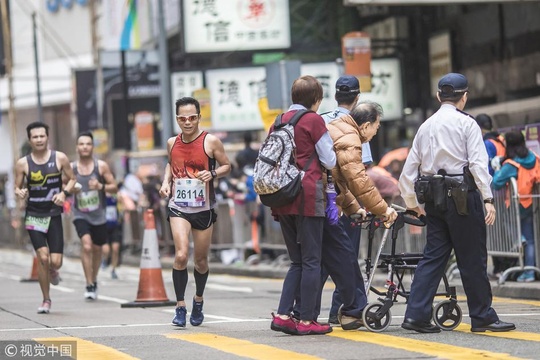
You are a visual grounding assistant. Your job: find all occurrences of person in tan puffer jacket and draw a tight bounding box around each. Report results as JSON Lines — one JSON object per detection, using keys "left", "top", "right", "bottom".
{"left": 326, "top": 101, "right": 397, "bottom": 222}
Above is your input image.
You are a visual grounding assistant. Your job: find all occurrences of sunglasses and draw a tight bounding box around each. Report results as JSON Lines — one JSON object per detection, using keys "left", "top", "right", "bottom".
{"left": 176, "top": 114, "right": 200, "bottom": 122}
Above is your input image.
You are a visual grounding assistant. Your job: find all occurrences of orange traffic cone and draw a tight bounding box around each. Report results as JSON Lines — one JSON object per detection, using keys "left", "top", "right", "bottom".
{"left": 20, "top": 256, "right": 39, "bottom": 282}
{"left": 121, "top": 209, "right": 175, "bottom": 308}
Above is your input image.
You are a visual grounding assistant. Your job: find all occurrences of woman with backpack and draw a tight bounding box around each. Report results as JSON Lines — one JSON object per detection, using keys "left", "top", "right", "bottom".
{"left": 492, "top": 131, "right": 540, "bottom": 282}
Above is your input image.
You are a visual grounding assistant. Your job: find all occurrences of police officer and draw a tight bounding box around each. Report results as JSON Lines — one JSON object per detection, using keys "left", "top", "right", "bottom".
{"left": 320, "top": 75, "right": 373, "bottom": 323}
{"left": 398, "top": 73, "right": 515, "bottom": 333}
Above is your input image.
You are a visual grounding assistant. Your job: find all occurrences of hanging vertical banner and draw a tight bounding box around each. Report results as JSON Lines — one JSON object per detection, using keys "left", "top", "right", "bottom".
{"left": 101, "top": 0, "right": 143, "bottom": 51}
{"left": 342, "top": 32, "right": 372, "bottom": 92}
{"left": 183, "top": 0, "right": 291, "bottom": 53}
{"left": 206, "top": 67, "right": 266, "bottom": 131}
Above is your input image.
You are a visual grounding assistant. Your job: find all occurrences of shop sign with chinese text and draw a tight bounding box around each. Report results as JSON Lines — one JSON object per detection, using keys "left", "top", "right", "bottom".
{"left": 183, "top": 0, "right": 291, "bottom": 53}
{"left": 206, "top": 67, "right": 266, "bottom": 131}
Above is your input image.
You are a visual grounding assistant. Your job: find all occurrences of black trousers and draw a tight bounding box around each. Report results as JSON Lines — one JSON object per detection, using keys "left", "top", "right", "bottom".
{"left": 277, "top": 215, "right": 324, "bottom": 321}
{"left": 405, "top": 191, "right": 499, "bottom": 328}
{"left": 316, "top": 217, "right": 366, "bottom": 319}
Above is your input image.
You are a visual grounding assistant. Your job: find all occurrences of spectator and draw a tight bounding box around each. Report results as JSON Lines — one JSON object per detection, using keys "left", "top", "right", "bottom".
{"left": 270, "top": 75, "right": 335, "bottom": 336}
{"left": 492, "top": 131, "right": 540, "bottom": 283}
{"left": 476, "top": 114, "right": 506, "bottom": 175}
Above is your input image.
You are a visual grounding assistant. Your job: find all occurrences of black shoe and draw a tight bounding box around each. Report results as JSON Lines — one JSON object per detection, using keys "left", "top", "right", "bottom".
{"left": 340, "top": 315, "right": 363, "bottom": 330}
{"left": 401, "top": 318, "right": 441, "bottom": 333}
{"left": 471, "top": 320, "right": 516, "bottom": 333}
{"left": 328, "top": 314, "right": 339, "bottom": 325}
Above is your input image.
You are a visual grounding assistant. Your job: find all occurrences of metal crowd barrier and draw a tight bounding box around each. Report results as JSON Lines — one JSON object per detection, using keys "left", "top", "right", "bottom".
{"left": 209, "top": 200, "right": 288, "bottom": 265}
{"left": 487, "top": 179, "right": 540, "bottom": 284}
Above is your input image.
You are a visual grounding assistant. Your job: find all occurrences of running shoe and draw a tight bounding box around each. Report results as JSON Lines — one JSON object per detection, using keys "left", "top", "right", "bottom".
{"left": 37, "top": 299, "right": 51, "bottom": 314}
{"left": 49, "top": 268, "right": 61, "bottom": 286}
{"left": 84, "top": 284, "right": 97, "bottom": 300}
{"left": 190, "top": 298, "right": 204, "bottom": 326}
{"left": 172, "top": 306, "right": 187, "bottom": 327}
{"left": 111, "top": 269, "right": 118, "bottom": 279}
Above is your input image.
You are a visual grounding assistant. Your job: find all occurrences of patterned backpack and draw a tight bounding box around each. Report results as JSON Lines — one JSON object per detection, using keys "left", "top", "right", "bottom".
{"left": 253, "top": 110, "right": 315, "bottom": 208}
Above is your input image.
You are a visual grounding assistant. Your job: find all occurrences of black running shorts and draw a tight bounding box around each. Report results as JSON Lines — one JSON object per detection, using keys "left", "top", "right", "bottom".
{"left": 168, "top": 207, "right": 217, "bottom": 230}
{"left": 27, "top": 215, "right": 64, "bottom": 254}
{"left": 73, "top": 219, "right": 108, "bottom": 246}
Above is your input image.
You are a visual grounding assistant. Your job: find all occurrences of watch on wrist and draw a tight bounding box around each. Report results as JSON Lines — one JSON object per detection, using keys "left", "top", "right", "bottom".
{"left": 63, "top": 190, "right": 70, "bottom": 197}
{"left": 483, "top": 198, "right": 494, "bottom": 204}
{"left": 211, "top": 170, "right": 217, "bottom": 179}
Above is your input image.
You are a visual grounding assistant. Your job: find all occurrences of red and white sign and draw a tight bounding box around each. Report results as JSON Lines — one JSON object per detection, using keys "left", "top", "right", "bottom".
{"left": 183, "top": 0, "right": 291, "bottom": 53}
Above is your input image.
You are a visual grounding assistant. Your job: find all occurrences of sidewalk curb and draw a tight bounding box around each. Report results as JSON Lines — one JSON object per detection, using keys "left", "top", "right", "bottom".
{"left": 122, "top": 253, "right": 540, "bottom": 300}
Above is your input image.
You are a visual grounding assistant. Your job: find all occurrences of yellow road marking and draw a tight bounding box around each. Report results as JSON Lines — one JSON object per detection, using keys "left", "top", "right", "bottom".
{"left": 328, "top": 328, "right": 524, "bottom": 360}
{"left": 166, "top": 333, "right": 322, "bottom": 360}
{"left": 454, "top": 323, "right": 540, "bottom": 341}
{"left": 34, "top": 337, "right": 138, "bottom": 360}
{"left": 493, "top": 296, "right": 540, "bottom": 307}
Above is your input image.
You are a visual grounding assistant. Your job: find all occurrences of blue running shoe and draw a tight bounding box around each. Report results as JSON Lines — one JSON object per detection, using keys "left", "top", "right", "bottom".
{"left": 172, "top": 306, "right": 187, "bottom": 327}
{"left": 190, "top": 299, "right": 204, "bottom": 326}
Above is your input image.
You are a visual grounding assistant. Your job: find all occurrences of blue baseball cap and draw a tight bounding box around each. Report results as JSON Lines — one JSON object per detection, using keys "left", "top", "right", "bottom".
{"left": 336, "top": 75, "right": 360, "bottom": 93}
{"left": 438, "top": 73, "right": 468, "bottom": 97}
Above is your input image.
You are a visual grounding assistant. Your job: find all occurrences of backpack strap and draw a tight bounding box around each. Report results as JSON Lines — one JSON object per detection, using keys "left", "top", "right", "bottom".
{"left": 288, "top": 109, "right": 311, "bottom": 127}
{"left": 274, "top": 109, "right": 312, "bottom": 128}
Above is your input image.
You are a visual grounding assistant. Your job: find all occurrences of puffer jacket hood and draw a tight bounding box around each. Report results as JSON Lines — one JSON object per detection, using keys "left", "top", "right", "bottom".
{"left": 327, "top": 114, "right": 388, "bottom": 216}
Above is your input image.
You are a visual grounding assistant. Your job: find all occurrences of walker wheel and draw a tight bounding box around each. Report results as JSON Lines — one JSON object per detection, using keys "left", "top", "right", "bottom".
{"left": 432, "top": 300, "right": 462, "bottom": 331}
{"left": 362, "top": 303, "right": 392, "bottom": 332}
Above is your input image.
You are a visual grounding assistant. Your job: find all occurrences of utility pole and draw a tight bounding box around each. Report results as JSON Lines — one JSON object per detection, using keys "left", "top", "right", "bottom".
{"left": 1, "top": 0, "right": 22, "bottom": 243}
{"left": 158, "top": 0, "right": 172, "bottom": 147}
{"left": 89, "top": 0, "right": 103, "bottom": 128}
{"left": 1, "top": 0, "right": 17, "bottom": 167}
{"left": 32, "top": 12, "right": 43, "bottom": 122}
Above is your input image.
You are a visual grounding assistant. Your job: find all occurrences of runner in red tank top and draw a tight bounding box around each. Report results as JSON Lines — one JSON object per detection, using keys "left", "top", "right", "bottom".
{"left": 159, "top": 97, "right": 231, "bottom": 328}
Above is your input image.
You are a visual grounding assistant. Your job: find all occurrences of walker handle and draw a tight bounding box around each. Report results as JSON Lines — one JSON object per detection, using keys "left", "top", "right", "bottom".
{"left": 391, "top": 204, "right": 426, "bottom": 226}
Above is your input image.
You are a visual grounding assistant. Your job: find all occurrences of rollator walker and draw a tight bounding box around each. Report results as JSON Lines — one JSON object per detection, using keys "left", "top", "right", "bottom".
{"left": 346, "top": 205, "right": 463, "bottom": 332}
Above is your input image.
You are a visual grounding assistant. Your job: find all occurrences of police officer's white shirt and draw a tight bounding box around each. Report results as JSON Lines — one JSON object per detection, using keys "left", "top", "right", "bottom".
{"left": 399, "top": 103, "right": 493, "bottom": 208}
{"left": 322, "top": 106, "right": 373, "bottom": 164}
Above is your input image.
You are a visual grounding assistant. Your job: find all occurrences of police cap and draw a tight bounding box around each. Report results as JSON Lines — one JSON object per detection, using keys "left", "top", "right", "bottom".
{"left": 438, "top": 73, "right": 468, "bottom": 98}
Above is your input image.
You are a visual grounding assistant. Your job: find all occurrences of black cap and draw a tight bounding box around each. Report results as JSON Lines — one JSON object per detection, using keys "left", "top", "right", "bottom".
{"left": 475, "top": 114, "right": 493, "bottom": 131}
{"left": 438, "top": 73, "right": 468, "bottom": 97}
{"left": 336, "top": 75, "right": 360, "bottom": 93}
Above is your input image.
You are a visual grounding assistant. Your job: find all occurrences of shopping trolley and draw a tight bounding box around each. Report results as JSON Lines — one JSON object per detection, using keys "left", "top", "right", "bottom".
{"left": 351, "top": 205, "right": 463, "bottom": 332}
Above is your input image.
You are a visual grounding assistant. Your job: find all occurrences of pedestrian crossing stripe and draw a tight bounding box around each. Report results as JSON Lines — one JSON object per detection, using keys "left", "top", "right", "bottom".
{"left": 34, "top": 337, "right": 137, "bottom": 360}
{"left": 327, "top": 328, "right": 524, "bottom": 360}
{"left": 166, "top": 333, "right": 322, "bottom": 360}
{"left": 454, "top": 323, "right": 540, "bottom": 341}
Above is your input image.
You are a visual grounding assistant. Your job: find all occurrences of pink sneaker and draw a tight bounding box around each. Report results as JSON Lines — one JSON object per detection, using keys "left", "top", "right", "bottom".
{"left": 37, "top": 299, "right": 51, "bottom": 314}
{"left": 297, "top": 321, "right": 333, "bottom": 335}
{"left": 270, "top": 313, "right": 298, "bottom": 335}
